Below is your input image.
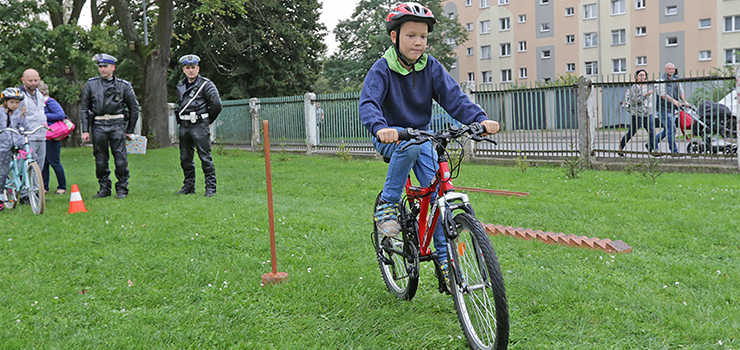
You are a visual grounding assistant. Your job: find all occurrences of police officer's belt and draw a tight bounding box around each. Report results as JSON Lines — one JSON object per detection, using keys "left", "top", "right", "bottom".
{"left": 94, "top": 114, "right": 125, "bottom": 120}
{"left": 179, "top": 113, "right": 209, "bottom": 123}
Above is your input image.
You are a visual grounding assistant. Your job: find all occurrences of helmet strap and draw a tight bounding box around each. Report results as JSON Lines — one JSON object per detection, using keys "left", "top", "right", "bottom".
{"left": 393, "top": 27, "right": 419, "bottom": 70}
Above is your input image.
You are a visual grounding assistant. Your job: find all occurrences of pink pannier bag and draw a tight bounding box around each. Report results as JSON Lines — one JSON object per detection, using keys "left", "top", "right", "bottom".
{"left": 46, "top": 119, "right": 75, "bottom": 141}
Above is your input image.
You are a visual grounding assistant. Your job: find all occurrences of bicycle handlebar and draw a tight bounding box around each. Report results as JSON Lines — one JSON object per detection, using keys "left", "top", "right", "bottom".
{"left": 398, "top": 122, "right": 498, "bottom": 151}
{"left": 0, "top": 125, "right": 50, "bottom": 136}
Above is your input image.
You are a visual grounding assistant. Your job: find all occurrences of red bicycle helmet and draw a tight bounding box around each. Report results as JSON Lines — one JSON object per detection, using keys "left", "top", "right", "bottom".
{"left": 385, "top": 2, "right": 436, "bottom": 35}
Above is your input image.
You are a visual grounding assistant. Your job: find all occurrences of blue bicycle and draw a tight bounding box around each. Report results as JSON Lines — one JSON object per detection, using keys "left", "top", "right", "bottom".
{"left": 1, "top": 125, "right": 47, "bottom": 214}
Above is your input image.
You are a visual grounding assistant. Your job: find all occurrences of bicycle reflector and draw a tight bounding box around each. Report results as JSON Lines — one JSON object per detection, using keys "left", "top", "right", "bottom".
{"left": 458, "top": 242, "right": 466, "bottom": 257}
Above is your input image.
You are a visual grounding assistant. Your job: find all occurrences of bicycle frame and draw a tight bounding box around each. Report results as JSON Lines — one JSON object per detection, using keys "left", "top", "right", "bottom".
{"left": 402, "top": 141, "right": 473, "bottom": 262}
{"left": 2, "top": 125, "right": 46, "bottom": 214}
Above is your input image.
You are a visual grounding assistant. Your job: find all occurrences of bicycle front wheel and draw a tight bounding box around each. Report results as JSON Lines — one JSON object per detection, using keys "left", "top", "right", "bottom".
{"left": 449, "top": 213, "right": 509, "bottom": 350}
{"left": 26, "top": 162, "right": 45, "bottom": 214}
{"left": 372, "top": 192, "right": 419, "bottom": 300}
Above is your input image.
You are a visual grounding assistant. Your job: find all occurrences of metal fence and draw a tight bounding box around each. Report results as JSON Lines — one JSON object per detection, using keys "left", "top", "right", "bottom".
{"left": 208, "top": 73, "right": 738, "bottom": 170}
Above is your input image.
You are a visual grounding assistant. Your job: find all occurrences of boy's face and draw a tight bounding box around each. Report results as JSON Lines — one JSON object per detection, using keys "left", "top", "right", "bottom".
{"left": 393, "top": 21, "right": 428, "bottom": 64}
{"left": 5, "top": 99, "right": 21, "bottom": 111}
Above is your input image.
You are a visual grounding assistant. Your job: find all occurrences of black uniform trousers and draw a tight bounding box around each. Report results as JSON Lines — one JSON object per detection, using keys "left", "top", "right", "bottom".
{"left": 179, "top": 122, "right": 216, "bottom": 192}
{"left": 91, "top": 120, "right": 129, "bottom": 195}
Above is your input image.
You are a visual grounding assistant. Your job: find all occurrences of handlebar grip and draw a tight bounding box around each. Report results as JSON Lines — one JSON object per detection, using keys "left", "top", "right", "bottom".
{"left": 397, "top": 128, "right": 412, "bottom": 141}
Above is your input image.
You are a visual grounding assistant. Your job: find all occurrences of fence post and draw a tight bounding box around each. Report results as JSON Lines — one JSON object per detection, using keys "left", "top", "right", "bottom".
{"left": 250, "top": 98, "right": 261, "bottom": 151}
{"left": 460, "top": 81, "right": 477, "bottom": 161}
{"left": 304, "top": 92, "right": 317, "bottom": 154}
{"left": 577, "top": 76, "right": 595, "bottom": 166}
{"left": 167, "top": 103, "right": 177, "bottom": 144}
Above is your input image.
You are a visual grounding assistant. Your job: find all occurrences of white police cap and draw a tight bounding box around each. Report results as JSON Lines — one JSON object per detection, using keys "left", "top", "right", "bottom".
{"left": 93, "top": 53, "right": 117, "bottom": 66}
{"left": 179, "top": 54, "right": 201, "bottom": 66}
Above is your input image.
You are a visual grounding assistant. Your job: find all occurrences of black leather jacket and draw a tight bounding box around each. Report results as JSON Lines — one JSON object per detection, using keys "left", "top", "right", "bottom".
{"left": 176, "top": 75, "right": 222, "bottom": 124}
{"left": 80, "top": 76, "right": 140, "bottom": 134}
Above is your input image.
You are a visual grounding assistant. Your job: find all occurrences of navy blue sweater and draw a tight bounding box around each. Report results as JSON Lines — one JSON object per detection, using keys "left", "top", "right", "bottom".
{"left": 359, "top": 48, "right": 487, "bottom": 137}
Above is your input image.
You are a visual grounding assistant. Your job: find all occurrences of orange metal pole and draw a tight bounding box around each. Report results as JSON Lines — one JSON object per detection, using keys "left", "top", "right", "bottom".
{"left": 263, "top": 120, "right": 277, "bottom": 275}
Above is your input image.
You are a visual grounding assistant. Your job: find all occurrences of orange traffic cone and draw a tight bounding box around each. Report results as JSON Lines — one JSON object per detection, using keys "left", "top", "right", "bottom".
{"left": 68, "top": 184, "right": 88, "bottom": 213}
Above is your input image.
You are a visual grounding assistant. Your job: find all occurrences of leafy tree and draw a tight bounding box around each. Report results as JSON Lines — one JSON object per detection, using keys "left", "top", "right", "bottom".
{"left": 325, "top": 0, "right": 467, "bottom": 93}
{"left": 171, "top": 0, "right": 327, "bottom": 99}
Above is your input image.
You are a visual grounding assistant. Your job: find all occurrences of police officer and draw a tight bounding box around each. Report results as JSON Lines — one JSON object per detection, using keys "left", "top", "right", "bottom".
{"left": 175, "top": 54, "right": 222, "bottom": 197}
{"left": 80, "top": 54, "right": 140, "bottom": 199}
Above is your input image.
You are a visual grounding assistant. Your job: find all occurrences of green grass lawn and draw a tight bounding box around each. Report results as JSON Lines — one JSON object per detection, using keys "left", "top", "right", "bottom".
{"left": 1, "top": 147, "right": 738, "bottom": 349}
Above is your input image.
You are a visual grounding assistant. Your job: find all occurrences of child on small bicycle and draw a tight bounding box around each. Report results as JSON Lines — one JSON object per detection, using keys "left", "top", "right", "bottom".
{"left": 359, "top": 2, "right": 499, "bottom": 286}
{"left": 0, "top": 87, "right": 27, "bottom": 212}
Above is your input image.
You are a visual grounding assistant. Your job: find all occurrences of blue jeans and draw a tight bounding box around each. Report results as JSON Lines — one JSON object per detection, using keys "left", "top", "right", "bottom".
{"left": 654, "top": 111, "right": 678, "bottom": 153}
{"left": 620, "top": 115, "right": 655, "bottom": 151}
{"left": 43, "top": 140, "right": 66, "bottom": 191}
{"left": 373, "top": 128, "right": 447, "bottom": 262}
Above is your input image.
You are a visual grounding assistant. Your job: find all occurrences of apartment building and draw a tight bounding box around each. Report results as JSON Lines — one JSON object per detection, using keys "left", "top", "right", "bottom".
{"left": 442, "top": 0, "right": 740, "bottom": 84}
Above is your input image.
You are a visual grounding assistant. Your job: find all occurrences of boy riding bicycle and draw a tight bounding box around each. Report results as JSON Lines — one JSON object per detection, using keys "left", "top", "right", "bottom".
{"left": 0, "top": 87, "right": 27, "bottom": 212}
{"left": 359, "top": 2, "right": 499, "bottom": 286}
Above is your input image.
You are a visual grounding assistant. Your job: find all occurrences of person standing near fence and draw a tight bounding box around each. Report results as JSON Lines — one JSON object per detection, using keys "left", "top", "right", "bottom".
{"left": 80, "top": 53, "right": 140, "bottom": 199}
{"left": 654, "top": 62, "right": 690, "bottom": 155}
{"left": 316, "top": 101, "right": 324, "bottom": 145}
{"left": 618, "top": 69, "right": 655, "bottom": 155}
{"left": 175, "top": 54, "right": 222, "bottom": 197}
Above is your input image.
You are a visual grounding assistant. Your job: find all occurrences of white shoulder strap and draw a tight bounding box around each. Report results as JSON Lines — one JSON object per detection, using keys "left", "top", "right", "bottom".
{"left": 179, "top": 80, "right": 208, "bottom": 116}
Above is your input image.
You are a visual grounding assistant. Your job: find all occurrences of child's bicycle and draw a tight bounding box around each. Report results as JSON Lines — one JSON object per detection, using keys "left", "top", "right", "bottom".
{"left": 1, "top": 125, "right": 47, "bottom": 214}
{"left": 371, "top": 123, "right": 509, "bottom": 350}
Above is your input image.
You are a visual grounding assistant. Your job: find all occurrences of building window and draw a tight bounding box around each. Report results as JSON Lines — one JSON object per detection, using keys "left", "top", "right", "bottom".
{"left": 451, "top": 62, "right": 456, "bottom": 69}
{"left": 566, "top": 63, "right": 576, "bottom": 72}
{"left": 467, "top": 72, "right": 475, "bottom": 82}
{"left": 482, "top": 71, "right": 493, "bottom": 83}
{"left": 466, "top": 22, "right": 474, "bottom": 31}
{"left": 541, "top": 23, "right": 550, "bottom": 32}
{"left": 500, "top": 17, "right": 511, "bottom": 31}
{"left": 444, "top": 38, "right": 456, "bottom": 45}
{"left": 666, "top": 36, "right": 678, "bottom": 47}
{"left": 540, "top": 0, "right": 549, "bottom": 4}
{"left": 501, "top": 69, "right": 512, "bottom": 83}
{"left": 635, "top": 0, "right": 645, "bottom": 9}
{"left": 611, "top": 29, "right": 626, "bottom": 45}
{"left": 519, "top": 67, "right": 528, "bottom": 79}
{"left": 636, "top": 26, "right": 647, "bottom": 36}
{"left": 566, "top": 34, "right": 575, "bottom": 44}
{"left": 699, "top": 50, "right": 712, "bottom": 61}
{"left": 518, "top": 14, "right": 527, "bottom": 23}
{"left": 448, "top": 12, "right": 455, "bottom": 20}
{"left": 699, "top": 19, "right": 711, "bottom": 29}
{"left": 585, "top": 61, "right": 598, "bottom": 75}
{"left": 565, "top": 7, "right": 575, "bottom": 16}
{"left": 541, "top": 50, "right": 551, "bottom": 59}
{"left": 480, "top": 20, "right": 491, "bottom": 34}
{"left": 612, "top": 58, "right": 627, "bottom": 73}
{"left": 480, "top": 45, "right": 492, "bottom": 59}
{"left": 665, "top": 5, "right": 677, "bottom": 16}
{"left": 518, "top": 41, "right": 527, "bottom": 52}
{"left": 584, "top": 4, "right": 597, "bottom": 19}
{"left": 500, "top": 43, "right": 511, "bottom": 57}
{"left": 584, "top": 32, "right": 598, "bottom": 48}
{"left": 480, "top": 0, "right": 490, "bottom": 8}
{"left": 725, "top": 48, "right": 740, "bottom": 64}
{"left": 466, "top": 47, "right": 474, "bottom": 56}
{"left": 611, "top": 0, "right": 625, "bottom": 15}
{"left": 498, "top": 0, "right": 509, "bottom": 4}
{"left": 636, "top": 56, "right": 647, "bottom": 66}
{"left": 724, "top": 15, "right": 740, "bottom": 32}
{"left": 466, "top": 0, "right": 472, "bottom": 6}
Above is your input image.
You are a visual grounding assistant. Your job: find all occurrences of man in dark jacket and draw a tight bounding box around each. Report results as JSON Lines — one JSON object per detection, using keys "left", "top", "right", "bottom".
{"left": 175, "top": 54, "right": 222, "bottom": 197}
{"left": 80, "top": 53, "right": 140, "bottom": 199}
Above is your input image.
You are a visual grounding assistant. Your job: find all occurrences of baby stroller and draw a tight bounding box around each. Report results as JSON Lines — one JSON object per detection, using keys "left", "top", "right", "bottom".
{"left": 678, "top": 101, "right": 738, "bottom": 155}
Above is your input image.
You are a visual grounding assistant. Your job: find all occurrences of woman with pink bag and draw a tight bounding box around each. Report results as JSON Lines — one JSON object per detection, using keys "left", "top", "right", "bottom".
{"left": 39, "top": 81, "right": 67, "bottom": 195}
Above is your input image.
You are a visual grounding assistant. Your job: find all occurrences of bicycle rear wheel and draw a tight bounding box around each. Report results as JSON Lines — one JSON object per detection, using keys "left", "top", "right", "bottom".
{"left": 26, "top": 162, "right": 45, "bottom": 214}
{"left": 372, "top": 192, "right": 419, "bottom": 300}
{"left": 449, "top": 213, "right": 509, "bottom": 350}
{"left": 3, "top": 186, "right": 17, "bottom": 209}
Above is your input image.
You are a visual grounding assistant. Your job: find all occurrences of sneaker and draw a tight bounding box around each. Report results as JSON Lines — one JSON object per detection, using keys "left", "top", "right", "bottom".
{"left": 204, "top": 190, "right": 216, "bottom": 197}
{"left": 116, "top": 192, "right": 127, "bottom": 199}
{"left": 374, "top": 201, "right": 401, "bottom": 237}
{"left": 439, "top": 259, "right": 452, "bottom": 292}
{"left": 55, "top": 189, "right": 66, "bottom": 195}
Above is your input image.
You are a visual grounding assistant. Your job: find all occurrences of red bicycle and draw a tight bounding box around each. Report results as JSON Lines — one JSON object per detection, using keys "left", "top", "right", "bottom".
{"left": 372, "top": 123, "right": 509, "bottom": 350}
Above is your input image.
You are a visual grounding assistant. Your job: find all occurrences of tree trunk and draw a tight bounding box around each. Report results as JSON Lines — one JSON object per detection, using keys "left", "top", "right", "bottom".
{"left": 112, "top": 0, "right": 174, "bottom": 148}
